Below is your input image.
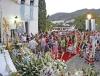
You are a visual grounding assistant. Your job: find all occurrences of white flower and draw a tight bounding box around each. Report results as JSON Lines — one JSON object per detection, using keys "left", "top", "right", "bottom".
{"left": 23, "top": 68, "right": 26, "bottom": 70}
{"left": 78, "top": 71, "right": 83, "bottom": 75}
{"left": 21, "top": 63, "right": 24, "bottom": 66}
{"left": 74, "top": 70, "right": 83, "bottom": 76}
{"left": 24, "top": 65, "right": 28, "bottom": 68}
{"left": 34, "top": 57, "right": 37, "bottom": 61}
{"left": 40, "top": 69, "right": 43, "bottom": 73}
{"left": 43, "top": 65, "right": 47, "bottom": 69}
{"left": 65, "top": 73, "right": 68, "bottom": 76}
{"left": 55, "top": 59, "right": 60, "bottom": 63}
{"left": 75, "top": 71, "right": 79, "bottom": 76}
{"left": 53, "top": 62, "right": 57, "bottom": 65}
{"left": 56, "top": 69, "right": 60, "bottom": 74}
{"left": 47, "top": 62, "right": 52, "bottom": 67}
{"left": 22, "top": 72, "right": 26, "bottom": 75}
{"left": 61, "top": 62, "right": 64, "bottom": 65}
{"left": 65, "top": 64, "right": 67, "bottom": 67}
{"left": 64, "top": 67, "right": 67, "bottom": 69}
{"left": 40, "top": 69, "right": 45, "bottom": 75}
{"left": 52, "top": 66, "right": 56, "bottom": 70}
{"left": 59, "top": 66, "right": 62, "bottom": 69}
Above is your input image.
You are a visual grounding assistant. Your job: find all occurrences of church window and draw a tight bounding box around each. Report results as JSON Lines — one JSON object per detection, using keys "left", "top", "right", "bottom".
{"left": 21, "top": 0, "right": 25, "bottom": 4}
{"left": 30, "top": 0, "right": 34, "bottom": 6}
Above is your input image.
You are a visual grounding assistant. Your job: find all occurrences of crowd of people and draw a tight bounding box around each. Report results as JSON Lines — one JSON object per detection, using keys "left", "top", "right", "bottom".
{"left": 16, "top": 30, "right": 100, "bottom": 64}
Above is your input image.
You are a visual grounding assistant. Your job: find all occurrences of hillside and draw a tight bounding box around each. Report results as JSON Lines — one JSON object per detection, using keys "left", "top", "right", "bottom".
{"left": 48, "top": 8, "right": 100, "bottom": 21}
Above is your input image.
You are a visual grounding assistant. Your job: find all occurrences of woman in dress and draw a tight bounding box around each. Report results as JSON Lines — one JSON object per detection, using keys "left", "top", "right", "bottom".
{"left": 67, "top": 36, "right": 76, "bottom": 57}
{"left": 85, "top": 39, "right": 95, "bottom": 64}
{"left": 52, "top": 37, "right": 59, "bottom": 59}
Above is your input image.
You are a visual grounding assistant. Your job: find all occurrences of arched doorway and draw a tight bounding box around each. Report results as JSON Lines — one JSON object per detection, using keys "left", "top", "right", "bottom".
{"left": 25, "top": 21, "right": 29, "bottom": 34}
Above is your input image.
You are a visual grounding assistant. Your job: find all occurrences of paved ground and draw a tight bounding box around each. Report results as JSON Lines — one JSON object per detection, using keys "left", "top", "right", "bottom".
{"left": 66, "top": 54, "right": 100, "bottom": 72}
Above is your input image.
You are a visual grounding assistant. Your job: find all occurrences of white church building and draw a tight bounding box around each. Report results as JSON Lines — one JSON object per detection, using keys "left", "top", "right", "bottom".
{"left": 0, "top": 0, "right": 39, "bottom": 42}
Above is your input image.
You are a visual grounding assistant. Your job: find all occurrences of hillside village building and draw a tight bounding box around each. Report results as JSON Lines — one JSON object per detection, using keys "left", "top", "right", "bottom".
{"left": 0, "top": 0, "right": 38, "bottom": 43}
{"left": 51, "top": 19, "right": 75, "bottom": 26}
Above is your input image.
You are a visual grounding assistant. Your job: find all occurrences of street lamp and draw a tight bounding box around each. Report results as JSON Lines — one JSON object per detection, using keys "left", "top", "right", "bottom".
{"left": 14, "top": 16, "right": 18, "bottom": 24}
{"left": 87, "top": 14, "right": 91, "bottom": 20}
{"left": 87, "top": 13, "right": 92, "bottom": 43}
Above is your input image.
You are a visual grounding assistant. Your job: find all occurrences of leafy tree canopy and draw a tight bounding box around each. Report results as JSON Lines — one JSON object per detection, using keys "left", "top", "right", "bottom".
{"left": 38, "top": 0, "right": 46, "bottom": 31}
{"left": 74, "top": 12, "right": 100, "bottom": 31}
{"left": 46, "top": 15, "right": 53, "bottom": 31}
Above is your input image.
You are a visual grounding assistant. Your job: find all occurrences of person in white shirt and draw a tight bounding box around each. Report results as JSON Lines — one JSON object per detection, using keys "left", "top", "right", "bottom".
{"left": 21, "top": 34, "right": 26, "bottom": 43}
{"left": 28, "top": 37, "right": 38, "bottom": 54}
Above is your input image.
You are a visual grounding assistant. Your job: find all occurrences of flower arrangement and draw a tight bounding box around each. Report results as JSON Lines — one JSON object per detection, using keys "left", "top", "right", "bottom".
{"left": 39, "top": 54, "right": 68, "bottom": 76}
{"left": 11, "top": 51, "right": 68, "bottom": 76}
{"left": 67, "top": 63, "right": 99, "bottom": 76}
{"left": 81, "top": 64, "right": 99, "bottom": 76}
{"left": 11, "top": 48, "right": 99, "bottom": 76}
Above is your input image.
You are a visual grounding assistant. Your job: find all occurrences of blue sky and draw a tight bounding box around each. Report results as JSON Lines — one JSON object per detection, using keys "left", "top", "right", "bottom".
{"left": 45, "top": 0, "right": 100, "bottom": 15}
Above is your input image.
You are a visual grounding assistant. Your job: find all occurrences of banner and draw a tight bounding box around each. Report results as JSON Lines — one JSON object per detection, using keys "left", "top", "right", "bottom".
{"left": 85, "top": 20, "right": 89, "bottom": 30}
{"left": 20, "top": 4, "right": 25, "bottom": 20}
{"left": 91, "top": 19, "right": 95, "bottom": 31}
{"left": 30, "top": 6, "right": 34, "bottom": 20}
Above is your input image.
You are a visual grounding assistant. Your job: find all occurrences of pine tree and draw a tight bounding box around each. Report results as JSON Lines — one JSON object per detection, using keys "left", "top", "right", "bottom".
{"left": 38, "top": 0, "right": 46, "bottom": 31}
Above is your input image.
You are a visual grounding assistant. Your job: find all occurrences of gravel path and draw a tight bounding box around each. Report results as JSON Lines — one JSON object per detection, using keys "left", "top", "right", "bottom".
{"left": 66, "top": 54, "right": 100, "bottom": 72}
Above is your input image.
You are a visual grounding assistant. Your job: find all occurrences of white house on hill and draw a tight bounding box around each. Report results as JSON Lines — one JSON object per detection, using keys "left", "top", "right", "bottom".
{"left": 0, "top": 0, "right": 39, "bottom": 42}
{"left": 51, "top": 20, "right": 64, "bottom": 24}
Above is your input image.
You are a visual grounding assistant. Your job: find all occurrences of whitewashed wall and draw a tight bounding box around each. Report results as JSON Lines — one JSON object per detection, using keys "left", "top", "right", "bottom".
{"left": 0, "top": 0, "right": 38, "bottom": 37}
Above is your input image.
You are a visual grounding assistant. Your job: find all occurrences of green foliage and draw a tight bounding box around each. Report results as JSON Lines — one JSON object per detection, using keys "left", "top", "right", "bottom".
{"left": 96, "top": 23, "right": 100, "bottom": 30}
{"left": 14, "top": 58, "right": 40, "bottom": 76}
{"left": 82, "top": 64, "right": 99, "bottom": 76}
{"left": 74, "top": 12, "right": 100, "bottom": 31}
{"left": 10, "top": 72, "right": 17, "bottom": 76}
{"left": 90, "top": 12, "right": 100, "bottom": 31}
{"left": 95, "top": 15, "right": 100, "bottom": 30}
{"left": 13, "top": 41, "right": 20, "bottom": 49}
{"left": 74, "top": 14, "right": 86, "bottom": 31}
{"left": 16, "top": 61, "right": 40, "bottom": 76}
{"left": 10, "top": 72, "right": 22, "bottom": 76}
{"left": 38, "top": 0, "right": 46, "bottom": 31}
{"left": 46, "top": 19, "right": 53, "bottom": 31}
{"left": 46, "top": 15, "right": 53, "bottom": 31}
{"left": 12, "top": 52, "right": 53, "bottom": 76}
